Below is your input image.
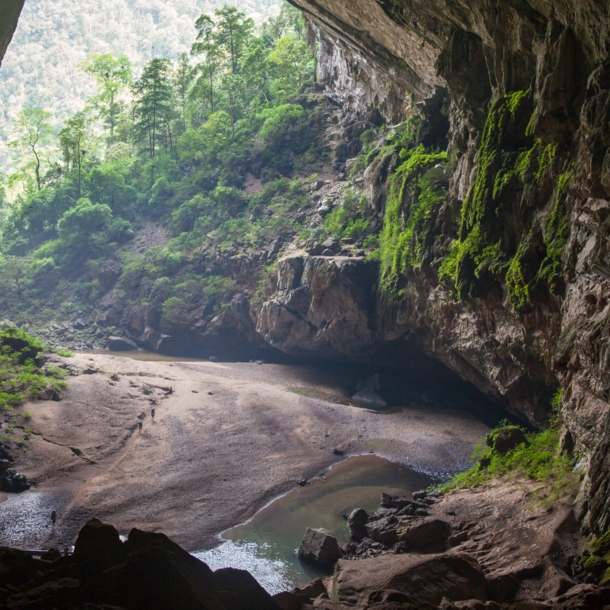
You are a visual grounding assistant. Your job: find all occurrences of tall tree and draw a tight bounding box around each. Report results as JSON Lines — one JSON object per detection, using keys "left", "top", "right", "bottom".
{"left": 191, "top": 14, "right": 221, "bottom": 115}
{"left": 8, "top": 108, "right": 54, "bottom": 193}
{"left": 59, "top": 113, "right": 92, "bottom": 199}
{"left": 214, "top": 7, "right": 254, "bottom": 75}
{"left": 132, "top": 58, "right": 175, "bottom": 160}
{"left": 174, "top": 53, "right": 194, "bottom": 136}
{"left": 80, "top": 54, "right": 133, "bottom": 142}
{"left": 268, "top": 36, "right": 314, "bottom": 99}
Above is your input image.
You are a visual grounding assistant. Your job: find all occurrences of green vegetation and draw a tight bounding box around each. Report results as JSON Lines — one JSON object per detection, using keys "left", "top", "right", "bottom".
{"left": 0, "top": 3, "right": 318, "bottom": 331}
{"left": 379, "top": 145, "right": 447, "bottom": 290}
{"left": 580, "top": 531, "right": 610, "bottom": 586}
{"left": 438, "top": 89, "right": 571, "bottom": 307}
{"left": 440, "top": 421, "right": 577, "bottom": 506}
{"left": 538, "top": 170, "right": 573, "bottom": 295}
{"left": 0, "top": 329, "right": 68, "bottom": 424}
{"left": 321, "top": 188, "right": 374, "bottom": 242}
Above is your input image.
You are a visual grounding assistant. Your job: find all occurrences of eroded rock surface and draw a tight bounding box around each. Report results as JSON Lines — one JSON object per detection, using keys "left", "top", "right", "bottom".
{"left": 257, "top": 0, "right": 610, "bottom": 535}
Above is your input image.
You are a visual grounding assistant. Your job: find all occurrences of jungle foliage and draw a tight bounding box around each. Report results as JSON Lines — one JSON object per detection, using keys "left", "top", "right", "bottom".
{"left": 0, "top": 3, "right": 317, "bottom": 324}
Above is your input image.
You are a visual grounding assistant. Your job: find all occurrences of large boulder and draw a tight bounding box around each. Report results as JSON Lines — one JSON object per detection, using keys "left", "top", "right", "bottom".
{"left": 107, "top": 336, "right": 138, "bottom": 351}
{"left": 397, "top": 517, "right": 451, "bottom": 552}
{"left": 487, "top": 427, "right": 528, "bottom": 455}
{"left": 273, "top": 578, "right": 327, "bottom": 610}
{"left": 298, "top": 527, "right": 342, "bottom": 568}
{"left": 0, "top": 468, "right": 31, "bottom": 493}
{"left": 380, "top": 493, "right": 419, "bottom": 510}
{"left": 0, "top": 522, "right": 282, "bottom": 610}
{"left": 213, "top": 567, "right": 281, "bottom": 610}
{"left": 347, "top": 508, "right": 369, "bottom": 542}
{"left": 73, "top": 518, "right": 123, "bottom": 562}
{"left": 366, "top": 516, "right": 399, "bottom": 545}
{"left": 334, "top": 553, "right": 487, "bottom": 606}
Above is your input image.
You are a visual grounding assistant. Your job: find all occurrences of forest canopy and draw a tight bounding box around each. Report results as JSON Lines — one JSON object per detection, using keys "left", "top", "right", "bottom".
{"left": 0, "top": 2, "right": 323, "bottom": 330}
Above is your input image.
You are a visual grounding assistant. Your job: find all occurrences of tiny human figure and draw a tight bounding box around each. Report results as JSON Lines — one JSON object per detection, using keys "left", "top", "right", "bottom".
{"left": 51, "top": 510, "right": 57, "bottom": 527}
{"left": 138, "top": 420, "right": 143, "bottom": 432}
{"left": 151, "top": 407, "right": 155, "bottom": 422}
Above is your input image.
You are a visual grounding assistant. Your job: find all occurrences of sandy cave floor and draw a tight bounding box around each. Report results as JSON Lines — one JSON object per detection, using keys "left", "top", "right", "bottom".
{"left": 0, "top": 353, "right": 489, "bottom": 552}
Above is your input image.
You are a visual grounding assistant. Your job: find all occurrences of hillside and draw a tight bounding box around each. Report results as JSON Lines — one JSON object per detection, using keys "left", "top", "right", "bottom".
{"left": 0, "top": 0, "right": 281, "bottom": 165}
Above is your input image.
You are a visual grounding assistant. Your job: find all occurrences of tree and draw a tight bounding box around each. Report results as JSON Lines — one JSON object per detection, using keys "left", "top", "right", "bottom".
{"left": 59, "top": 113, "right": 92, "bottom": 199}
{"left": 8, "top": 108, "right": 54, "bottom": 193}
{"left": 214, "top": 7, "right": 254, "bottom": 75}
{"left": 57, "top": 198, "right": 112, "bottom": 243}
{"left": 191, "top": 14, "right": 221, "bottom": 115}
{"left": 174, "top": 53, "right": 194, "bottom": 136}
{"left": 81, "top": 54, "right": 133, "bottom": 142}
{"left": 268, "top": 36, "right": 314, "bottom": 99}
{"left": 132, "top": 58, "right": 176, "bottom": 162}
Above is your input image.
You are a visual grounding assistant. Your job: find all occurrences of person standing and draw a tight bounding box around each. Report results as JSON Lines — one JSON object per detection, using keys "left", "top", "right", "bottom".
{"left": 138, "top": 420, "right": 143, "bottom": 432}
{"left": 51, "top": 510, "right": 57, "bottom": 527}
{"left": 151, "top": 407, "right": 155, "bottom": 422}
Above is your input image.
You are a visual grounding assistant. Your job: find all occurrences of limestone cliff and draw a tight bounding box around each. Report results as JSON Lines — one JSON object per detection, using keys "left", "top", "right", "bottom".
{"left": 255, "top": 0, "right": 610, "bottom": 534}
{"left": 0, "top": 0, "right": 24, "bottom": 68}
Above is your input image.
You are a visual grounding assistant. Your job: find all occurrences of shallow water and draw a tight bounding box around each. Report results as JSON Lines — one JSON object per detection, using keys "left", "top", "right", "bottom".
{"left": 194, "top": 455, "right": 433, "bottom": 594}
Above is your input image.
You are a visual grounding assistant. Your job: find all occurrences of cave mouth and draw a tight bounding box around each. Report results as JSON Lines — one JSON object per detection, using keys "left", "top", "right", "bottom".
{"left": 308, "top": 350, "right": 514, "bottom": 429}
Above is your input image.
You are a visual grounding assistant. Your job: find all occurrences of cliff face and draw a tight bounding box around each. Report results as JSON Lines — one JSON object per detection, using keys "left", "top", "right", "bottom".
{"left": 0, "top": 0, "right": 24, "bottom": 68}
{"left": 261, "top": 0, "right": 610, "bottom": 534}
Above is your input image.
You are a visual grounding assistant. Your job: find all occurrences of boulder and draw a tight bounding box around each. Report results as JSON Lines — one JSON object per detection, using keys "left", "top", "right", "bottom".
{"left": 487, "top": 427, "right": 528, "bottom": 455}
{"left": 305, "top": 241, "right": 324, "bottom": 256}
{"left": 0, "top": 522, "right": 281, "bottom": 610}
{"left": 348, "top": 508, "right": 369, "bottom": 542}
{"left": 351, "top": 388, "right": 387, "bottom": 409}
{"left": 298, "top": 578, "right": 327, "bottom": 599}
{"left": 73, "top": 518, "right": 123, "bottom": 562}
{"left": 381, "top": 493, "right": 415, "bottom": 509}
{"left": 334, "top": 553, "right": 487, "bottom": 606}
{"left": 298, "top": 527, "right": 342, "bottom": 568}
{"left": 273, "top": 579, "right": 327, "bottom": 610}
{"left": 73, "top": 319, "right": 88, "bottom": 330}
{"left": 213, "top": 567, "right": 280, "bottom": 610}
{"left": 273, "top": 591, "right": 307, "bottom": 610}
{"left": 107, "top": 336, "right": 138, "bottom": 351}
{"left": 549, "top": 583, "right": 610, "bottom": 609}
{"left": 397, "top": 517, "right": 452, "bottom": 552}
{"left": 0, "top": 469, "right": 31, "bottom": 493}
{"left": 41, "top": 387, "right": 61, "bottom": 401}
{"left": 0, "top": 444, "right": 14, "bottom": 462}
{"left": 0, "top": 459, "right": 11, "bottom": 478}
{"left": 366, "top": 516, "right": 399, "bottom": 545}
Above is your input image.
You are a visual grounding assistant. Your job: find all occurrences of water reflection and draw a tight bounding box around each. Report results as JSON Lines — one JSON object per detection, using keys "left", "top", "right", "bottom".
{"left": 195, "top": 455, "right": 433, "bottom": 594}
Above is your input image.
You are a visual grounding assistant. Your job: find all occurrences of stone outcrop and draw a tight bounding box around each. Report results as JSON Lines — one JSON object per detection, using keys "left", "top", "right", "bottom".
{"left": 257, "top": 256, "right": 378, "bottom": 360}
{"left": 0, "top": 468, "right": 31, "bottom": 493}
{"left": 0, "top": 519, "right": 280, "bottom": 610}
{"left": 297, "top": 527, "right": 342, "bottom": 568}
{"left": 335, "top": 553, "right": 487, "bottom": 607}
{"left": 0, "top": 0, "right": 23, "bottom": 68}
{"left": 347, "top": 508, "right": 370, "bottom": 543}
{"left": 107, "top": 336, "right": 138, "bottom": 351}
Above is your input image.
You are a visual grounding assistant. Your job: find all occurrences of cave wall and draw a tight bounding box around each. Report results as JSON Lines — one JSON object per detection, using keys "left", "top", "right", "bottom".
{"left": 278, "top": 0, "right": 610, "bottom": 533}
{"left": 0, "top": 0, "right": 24, "bottom": 68}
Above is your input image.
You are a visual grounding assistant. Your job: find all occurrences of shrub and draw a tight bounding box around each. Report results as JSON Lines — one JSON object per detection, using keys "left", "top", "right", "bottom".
{"left": 440, "top": 422, "right": 577, "bottom": 506}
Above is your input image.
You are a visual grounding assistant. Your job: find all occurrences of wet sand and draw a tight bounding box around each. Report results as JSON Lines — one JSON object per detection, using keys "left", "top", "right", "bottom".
{"left": 0, "top": 353, "right": 489, "bottom": 551}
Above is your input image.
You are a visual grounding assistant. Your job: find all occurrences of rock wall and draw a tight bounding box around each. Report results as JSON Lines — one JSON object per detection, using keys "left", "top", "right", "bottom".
{"left": 276, "top": 0, "right": 610, "bottom": 534}
{"left": 0, "top": 0, "right": 24, "bottom": 68}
